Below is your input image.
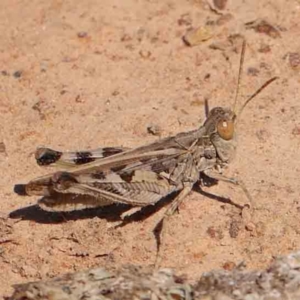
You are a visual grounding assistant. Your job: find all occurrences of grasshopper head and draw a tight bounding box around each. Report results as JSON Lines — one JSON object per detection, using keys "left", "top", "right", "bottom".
{"left": 204, "top": 107, "right": 237, "bottom": 162}
{"left": 207, "top": 107, "right": 236, "bottom": 140}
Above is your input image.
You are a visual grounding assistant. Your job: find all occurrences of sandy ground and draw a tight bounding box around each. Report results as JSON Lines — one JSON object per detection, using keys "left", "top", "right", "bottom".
{"left": 1, "top": 0, "right": 300, "bottom": 297}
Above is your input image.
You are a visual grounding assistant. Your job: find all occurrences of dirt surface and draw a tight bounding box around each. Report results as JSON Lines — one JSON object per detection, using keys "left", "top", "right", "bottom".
{"left": 1, "top": 0, "right": 300, "bottom": 298}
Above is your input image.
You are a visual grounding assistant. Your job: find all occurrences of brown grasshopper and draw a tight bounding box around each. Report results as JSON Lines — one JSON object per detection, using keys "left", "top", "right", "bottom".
{"left": 15, "top": 40, "right": 276, "bottom": 264}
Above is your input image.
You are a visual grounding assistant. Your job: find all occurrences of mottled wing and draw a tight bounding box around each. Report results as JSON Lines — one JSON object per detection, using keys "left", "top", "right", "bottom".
{"left": 22, "top": 128, "right": 207, "bottom": 211}
{"left": 25, "top": 149, "right": 189, "bottom": 211}
{"left": 35, "top": 146, "right": 129, "bottom": 167}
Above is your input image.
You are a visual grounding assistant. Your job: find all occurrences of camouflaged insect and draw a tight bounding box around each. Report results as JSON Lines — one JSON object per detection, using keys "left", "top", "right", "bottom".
{"left": 19, "top": 106, "right": 242, "bottom": 212}
{"left": 15, "top": 41, "right": 276, "bottom": 242}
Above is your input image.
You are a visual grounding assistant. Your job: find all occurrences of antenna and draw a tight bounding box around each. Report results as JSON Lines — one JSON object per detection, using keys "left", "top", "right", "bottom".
{"left": 204, "top": 98, "right": 209, "bottom": 118}
{"left": 232, "top": 39, "right": 278, "bottom": 122}
{"left": 236, "top": 76, "right": 278, "bottom": 121}
{"left": 233, "top": 39, "right": 246, "bottom": 114}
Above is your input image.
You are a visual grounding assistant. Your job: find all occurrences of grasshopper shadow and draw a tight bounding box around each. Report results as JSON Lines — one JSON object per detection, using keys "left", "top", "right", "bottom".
{"left": 193, "top": 185, "right": 244, "bottom": 210}
{"left": 12, "top": 184, "right": 130, "bottom": 223}
{"left": 11, "top": 182, "right": 241, "bottom": 225}
{"left": 8, "top": 197, "right": 175, "bottom": 225}
{"left": 9, "top": 202, "right": 131, "bottom": 224}
{"left": 193, "top": 173, "right": 244, "bottom": 210}
{"left": 11, "top": 185, "right": 177, "bottom": 224}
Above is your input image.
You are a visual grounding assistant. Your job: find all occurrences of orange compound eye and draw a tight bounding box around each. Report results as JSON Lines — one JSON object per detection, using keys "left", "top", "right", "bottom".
{"left": 217, "top": 120, "right": 234, "bottom": 140}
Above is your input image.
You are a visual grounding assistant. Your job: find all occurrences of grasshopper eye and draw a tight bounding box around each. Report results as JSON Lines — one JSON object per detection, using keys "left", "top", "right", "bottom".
{"left": 217, "top": 120, "right": 234, "bottom": 140}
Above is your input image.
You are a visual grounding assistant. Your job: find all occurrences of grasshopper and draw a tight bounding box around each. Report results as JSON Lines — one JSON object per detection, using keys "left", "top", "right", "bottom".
{"left": 15, "top": 40, "right": 276, "bottom": 264}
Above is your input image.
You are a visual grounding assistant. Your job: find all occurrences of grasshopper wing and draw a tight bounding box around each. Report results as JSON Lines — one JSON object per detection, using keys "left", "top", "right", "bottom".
{"left": 22, "top": 128, "right": 207, "bottom": 211}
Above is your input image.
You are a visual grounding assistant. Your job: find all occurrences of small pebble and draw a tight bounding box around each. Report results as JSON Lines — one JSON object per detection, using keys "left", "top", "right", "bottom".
{"left": 292, "top": 126, "right": 300, "bottom": 136}
{"left": 183, "top": 26, "right": 213, "bottom": 46}
{"left": 207, "top": 226, "right": 224, "bottom": 240}
{"left": 139, "top": 50, "right": 151, "bottom": 59}
{"left": 13, "top": 70, "right": 22, "bottom": 78}
{"left": 77, "top": 31, "right": 88, "bottom": 38}
{"left": 247, "top": 67, "right": 260, "bottom": 76}
{"left": 177, "top": 13, "right": 192, "bottom": 26}
{"left": 258, "top": 43, "right": 271, "bottom": 53}
{"left": 147, "top": 124, "right": 162, "bottom": 136}
{"left": 213, "top": 0, "right": 228, "bottom": 10}
{"left": 245, "top": 19, "right": 281, "bottom": 39}
{"left": 289, "top": 52, "right": 300, "bottom": 69}
{"left": 0, "top": 142, "right": 6, "bottom": 154}
{"left": 223, "top": 261, "right": 236, "bottom": 271}
{"left": 229, "top": 220, "right": 241, "bottom": 238}
{"left": 245, "top": 222, "right": 256, "bottom": 232}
